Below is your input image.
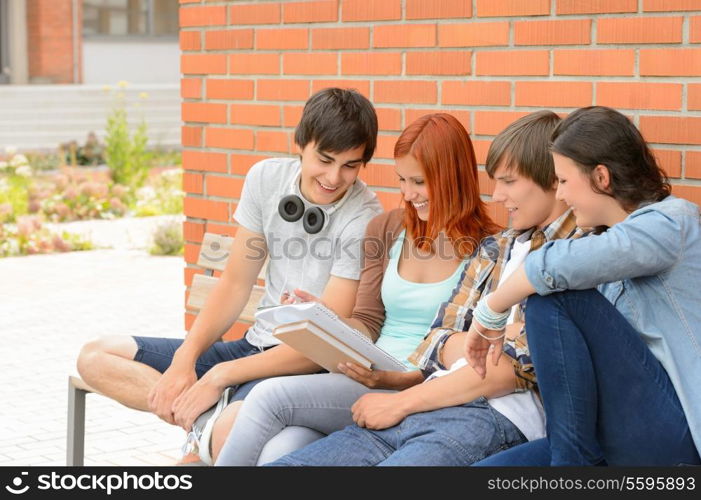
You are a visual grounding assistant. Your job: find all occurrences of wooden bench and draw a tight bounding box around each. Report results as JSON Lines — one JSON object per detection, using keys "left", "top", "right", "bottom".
{"left": 66, "top": 232, "right": 267, "bottom": 466}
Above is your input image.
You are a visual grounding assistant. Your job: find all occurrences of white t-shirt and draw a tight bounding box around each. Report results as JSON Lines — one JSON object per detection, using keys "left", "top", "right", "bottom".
{"left": 233, "top": 157, "right": 383, "bottom": 348}
{"left": 428, "top": 236, "right": 546, "bottom": 442}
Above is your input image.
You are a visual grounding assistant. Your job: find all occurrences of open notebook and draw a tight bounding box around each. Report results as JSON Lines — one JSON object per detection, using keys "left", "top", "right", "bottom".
{"left": 255, "top": 302, "right": 408, "bottom": 372}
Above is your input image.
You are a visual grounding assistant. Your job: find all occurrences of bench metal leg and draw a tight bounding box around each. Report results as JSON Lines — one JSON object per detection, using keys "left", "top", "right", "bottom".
{"left": 67, "top": 378, "right": 86, "bottom": 466}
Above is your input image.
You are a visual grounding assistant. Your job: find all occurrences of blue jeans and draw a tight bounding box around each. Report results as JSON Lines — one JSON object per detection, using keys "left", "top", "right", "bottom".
{"left": 475, "top": 290, "right": 700, "bottom": 466}
{"left": 133, "top": 335, "right": 270, "bottom": 401}
{"left": 266, "top": 397, "right": 526, "bottom": 466}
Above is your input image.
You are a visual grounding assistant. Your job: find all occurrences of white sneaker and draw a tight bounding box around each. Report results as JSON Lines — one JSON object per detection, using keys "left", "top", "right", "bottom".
{"left": 181, "top": 387, "right": 232, "bottom": 465}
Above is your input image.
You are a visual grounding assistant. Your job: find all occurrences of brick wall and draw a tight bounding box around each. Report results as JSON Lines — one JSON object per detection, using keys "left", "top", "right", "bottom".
{"left": 180, "top": 0, "right": 701, "bottom": 336}
{"left": 27, "top": 0, "right": 83, "bottom": 83}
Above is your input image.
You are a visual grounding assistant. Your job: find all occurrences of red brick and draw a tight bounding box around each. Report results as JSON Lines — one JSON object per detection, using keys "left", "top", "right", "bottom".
{"left": 476, "top": 50, "right": 549, "bottom": 76}
{"left": 359, "top": 162, "right": 398, "bottom": 188}
{"left": 283, "top": 106, "right": 305, "bottom": 127}
{"left": 205, "top": 29, "right": 254, "bottom": 50}
{"left": 514, "top": 19, "right": 591, "bottom": 45}
{"left": 221, "top": 322, "right": 248, "bottom": 341}
{"left": 374, "top": 81, "right": 437, "bottom": 104}
{"left": 407, "top": 0, "right": 472, "bottom": 19}
{"left": 183, "top": 151, "right": 228, "bottom": 173}
{"left": 476, "top": 0, "right": 550, "bottom": 17}
{"left": 181, "top": 54, "right": 227, "bottom": 75}
{"left": 311, "top": 79, "right": 371, "bottom": 97}
{"left": 598, "top": 17, "right": 683, "bottom": 44}
{"left": 692, "top": 16, "right": 701, "bottom": 43}
{"left": 181, "top": 78, "right": 202, "bottom": 99}
{"left": 597, "top": 82, "right": 682, "bottom": 111}
{"left": 639, "top": 116, "right": 701, "bottom": 145}
{"left": 474, "top": 111, "right": 530, "bottom": 136}
{"left": 183, "top": 221, "right": 205, "bottom": 243}
{"left": 283, "top": 52, "right": 338, "bottom": 75}
{"left": 230, "top": 104, "right": 280, "bottom": 127}
{"left": 439, "top": 22, "right": 509, "bottom": 47}
{"left": 688, "top": 84, "right": 701, "bottom": 110}
{"left": 182, "top": 126, "right": 203, "bottom": 147}
{"left": 231, "top": 154, "right": 269, "bottom": 175}
{"left": 257, "top": 28, "right": 308, "bottom": 50}
{"left": 182, "top": 102, "right": 227, "bottom": 124}
{"left": 375, "top": 190, "right": 402, "bottom": 212}
{"left": 206, "top": 79, "right": 254, "bottom": 100}
{"left": 556, "top": 0, "right": 637, "bottom": 14}
{"left": 405, "top": 109, "right": 471, "bottom": 133}
{"left": 179, "top": 5, "right": 226, "bottom": 27}
{"left": 554, "top": 49, "right": 635, "bottom": 76}
{"left": 184, "top": 243, "right": 199, "bottom": 265}
{"left": 640, "top": 49, "right": 701, "bottom": 77}
{"left": 284, "top": 0, "right": 338, "bottom": 23}
{"left": 206, "top": 175, "right": 245, "bottom": 198}
{"left": 341, "top": 53, "right": 402, "bottom": 75}
{"left": 312, "top": 28, "right": 369, "bottom": 50}
{"left": 643, "top": 0, "right": 701, "bottom": 11}
{"left": 229, "top": 2, "right": 281, "bottom": 24}
{"left": 184, "top": 197, "right": 229, "bottom": 222}
{"left": 406, "top": 51, "right": 470, "bottom": 75}
{"left": 229, "top": 53, "right": 279, "bottom": 75}
{"left": 342, "top": 0, "right": 401, "bottom": 21}
{"left": 478, "top": 170, "right": 497, "bottom": 196}
{"left": 180, "top": 31, "right": 201, "bottom": 51}
{"left": 373, "top": 24, "right": 437, "bottom": 48}
{"left": 205, "top": 223, "right": 238, "bottom": 238}
{"left": 474, "top": 140, "right": 491, "bottom": 165}
{"left": 686, "top": 151, "right": 701, "bottom": 179}
{"left": 515, "top": 81, "right": 592, "bottom": 108}
{"left": 183, "top": 172, "right": 204, "bottom": 194}
{"left": 442, "top": 81, "right": 510, "bottom": 106}
{"left": 257, "top": 79, "right": 310, "bottom": 101}
{"left": 206, "top": 128, "right": 255, "bottom": 150}
{"left": 256, "top": 131, "right": 290, "bottom": 153}
{"left": 652, "top": 149, "right": 682, "bottom": 178}
{"left": 376, "top": 108, "right": 402, "bottom": 131}
{"left": 374, "top": 135, "right": 398, "bottom": 159}
{"left": 671, "top": 184, "right": 701, "bottom": 206}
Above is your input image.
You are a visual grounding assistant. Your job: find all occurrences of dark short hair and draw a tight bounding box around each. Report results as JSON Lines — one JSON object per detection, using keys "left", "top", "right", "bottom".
{"left": 294, "top": 88, "right": 378, "bottom": 163}
{"left": 551, "top": 106, "right": 670, "bottom": 209}
{"left": 485, "top": 110, "right": 562, "bottom": 190}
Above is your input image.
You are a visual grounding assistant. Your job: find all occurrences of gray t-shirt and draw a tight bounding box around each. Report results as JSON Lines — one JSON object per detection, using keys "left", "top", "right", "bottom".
{"left": 234, "top": 157, "right": 383, "bottom": 347}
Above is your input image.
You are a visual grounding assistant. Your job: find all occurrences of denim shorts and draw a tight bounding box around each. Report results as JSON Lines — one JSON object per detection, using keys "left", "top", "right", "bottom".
{"left": 133, "top": 335, "right": 271, "bottom": 401}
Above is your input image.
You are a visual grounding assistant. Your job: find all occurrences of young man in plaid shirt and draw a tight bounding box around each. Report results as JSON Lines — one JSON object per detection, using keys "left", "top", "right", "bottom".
{"left": 268, "top": 110, "right": 588, "bottom": 467}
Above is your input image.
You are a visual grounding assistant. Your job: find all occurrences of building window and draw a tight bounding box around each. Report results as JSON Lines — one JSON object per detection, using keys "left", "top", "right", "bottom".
{"left": 83, "top": 0, "right": 178, "bottom": 38}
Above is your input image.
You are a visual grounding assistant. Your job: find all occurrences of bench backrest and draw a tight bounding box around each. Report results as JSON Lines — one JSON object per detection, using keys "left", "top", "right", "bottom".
{"left": 186, "top": 232, "right": 267, "bottom": 324}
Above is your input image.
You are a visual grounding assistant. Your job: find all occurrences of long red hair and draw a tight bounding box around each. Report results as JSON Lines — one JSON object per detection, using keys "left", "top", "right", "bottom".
{"left": 394, "top": 113, "right": 501, "bottom": 258}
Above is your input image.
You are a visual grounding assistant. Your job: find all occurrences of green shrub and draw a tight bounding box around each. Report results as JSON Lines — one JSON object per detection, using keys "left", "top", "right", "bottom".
{"left": 149, "top": 220, "right": 184, "bottom": 256}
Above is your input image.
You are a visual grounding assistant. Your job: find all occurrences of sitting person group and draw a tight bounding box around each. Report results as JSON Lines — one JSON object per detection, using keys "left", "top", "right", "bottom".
{"left": 77, "top": 88, "right": 701, "bottom": 467}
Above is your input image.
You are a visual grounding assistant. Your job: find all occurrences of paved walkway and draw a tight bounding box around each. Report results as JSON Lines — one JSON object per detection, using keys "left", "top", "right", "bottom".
{"left": 0, "top": 216, "right": 190, "bottom": 466}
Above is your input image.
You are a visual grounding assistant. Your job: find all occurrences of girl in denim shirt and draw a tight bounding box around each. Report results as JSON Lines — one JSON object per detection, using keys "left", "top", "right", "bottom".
{"left": 467, "top": 106, "right": 701, "bottom": 466}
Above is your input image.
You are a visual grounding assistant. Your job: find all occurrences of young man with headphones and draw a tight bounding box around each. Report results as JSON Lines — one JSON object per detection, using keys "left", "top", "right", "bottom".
{"left": 76, "top": 89, "right": 383, "bottom": 449}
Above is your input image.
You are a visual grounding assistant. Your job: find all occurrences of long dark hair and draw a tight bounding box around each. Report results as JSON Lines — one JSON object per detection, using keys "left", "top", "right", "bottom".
{"left": 551, "top": 106, "right": 670, "bottom": 211}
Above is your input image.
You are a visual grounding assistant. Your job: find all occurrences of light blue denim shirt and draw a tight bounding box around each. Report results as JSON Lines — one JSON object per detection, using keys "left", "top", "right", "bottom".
{"left": 525, "top": 195, "right": 701, "bottom": 453}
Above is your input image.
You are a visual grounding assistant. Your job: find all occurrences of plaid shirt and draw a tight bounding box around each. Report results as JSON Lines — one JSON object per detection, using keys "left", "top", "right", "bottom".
{"left": 407, "top": 209, "right": 584, "bottom": 393}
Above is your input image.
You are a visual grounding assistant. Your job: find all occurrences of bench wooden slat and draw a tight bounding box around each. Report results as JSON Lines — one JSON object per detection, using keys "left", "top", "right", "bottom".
{"left": 69, "top": 375, "right": 102, "bottom": 396}
{"left": 196, "top": 232, "right": 268, "bottom": 280}
{"left": 187, "top": 274, "right": 265, "bottom": 323}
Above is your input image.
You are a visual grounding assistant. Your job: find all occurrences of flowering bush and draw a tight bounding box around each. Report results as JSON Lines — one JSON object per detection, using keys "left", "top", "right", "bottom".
{"left": 0, "top": 215, "right": 93, "bottom": 258}
{"left": 0, "top": 148, "right": 33, "bottom": 223}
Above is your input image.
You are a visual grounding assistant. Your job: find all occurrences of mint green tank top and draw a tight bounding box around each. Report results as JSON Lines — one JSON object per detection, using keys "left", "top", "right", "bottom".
{"left": 375, "top": 230, "right": 468, "bottom": 369}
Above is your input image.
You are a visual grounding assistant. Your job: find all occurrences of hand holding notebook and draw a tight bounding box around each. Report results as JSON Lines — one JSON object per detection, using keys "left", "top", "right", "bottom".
{"left": 254, "top": 302, "right": 409, "bottom": 373}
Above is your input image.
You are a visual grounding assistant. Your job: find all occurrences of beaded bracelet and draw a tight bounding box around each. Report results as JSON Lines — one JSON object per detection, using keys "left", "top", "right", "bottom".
{"left": 473, "top": 321, "right": 506, "bottom": 341}
{"left": 473, "top": 293, "right": 510, "bottom": 332}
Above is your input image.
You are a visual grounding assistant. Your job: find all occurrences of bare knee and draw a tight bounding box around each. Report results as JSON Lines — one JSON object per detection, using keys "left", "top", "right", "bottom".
{"left": 77, "top": 335, "right": 138, "bottom": 379}
{"left": 212, "top": 401, "right": 243, "bottom": 463}
{"left": 441, "top": 332, "right": 467, "bottom": 368}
